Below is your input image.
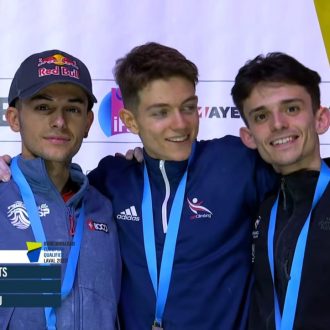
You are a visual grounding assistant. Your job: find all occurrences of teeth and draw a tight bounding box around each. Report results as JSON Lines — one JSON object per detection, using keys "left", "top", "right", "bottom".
{"left": 168, "top": 136, "right": 188, "bottom": 142}
{"left": 272, "top": 136, "right": 294, "bottom": 146}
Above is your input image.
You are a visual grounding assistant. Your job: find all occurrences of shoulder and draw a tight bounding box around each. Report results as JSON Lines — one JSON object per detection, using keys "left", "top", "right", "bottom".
{"left": 91, "top": 155, "right": 140, "bottom": 174}
{"left": 88, "top": 155, "right": 140, "bottom": 183}
{"left": 85, "top": 183, "right": 113, "bottom": 202}
{"left": 0, "top": 179, "right": 17, "bottom": 198}
{"left": 197, "top": 135, "right": 255, "bottom": 155}
{"left": 196, "top": 135, "right": 261, "bottom": 166}
{"left": 194, "top": 136, "right": 278, "bottom": 195}
{"left": 87, "top": 155, "right": 143, "bottom": 197}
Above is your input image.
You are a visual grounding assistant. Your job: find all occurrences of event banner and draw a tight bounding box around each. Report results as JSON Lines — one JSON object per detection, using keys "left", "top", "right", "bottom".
{"left": 1, "top": 0, "right": 329, "bottom": 172}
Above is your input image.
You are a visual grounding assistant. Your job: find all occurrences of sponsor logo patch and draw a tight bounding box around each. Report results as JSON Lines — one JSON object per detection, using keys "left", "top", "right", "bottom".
{"left": 318, "top": 217, "right": 330, "bottom": 231}
{"left": 252, "top": 216, "right": 261, "bottom": 239}
{"left": 116, "top": 206, "right": 140, "bottom": 221}
{"left": 87, "top": 220, "right": 109, "bottom": 233}
{"left": 37, "top": 53, "right": 80, "bottom": 79}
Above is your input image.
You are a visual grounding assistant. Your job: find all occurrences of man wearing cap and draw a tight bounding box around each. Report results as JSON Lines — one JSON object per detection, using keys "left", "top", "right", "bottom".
{"left": 0, "top": 50, "right": 121, "bottom": 329}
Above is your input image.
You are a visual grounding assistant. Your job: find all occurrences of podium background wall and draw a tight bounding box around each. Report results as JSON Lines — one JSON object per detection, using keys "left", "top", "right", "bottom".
{"left": 1, "top": 0, "right": 329, "bottom": 172}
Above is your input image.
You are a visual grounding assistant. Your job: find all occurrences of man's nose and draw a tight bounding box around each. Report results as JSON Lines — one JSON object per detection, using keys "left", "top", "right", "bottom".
{"left": 50, "top": 111, "right": 66, "bottom": 128}
{"left": 270, "top": 111, "right": 288, "bottom": 131}
{"left": 171, "top": 111, "right": 187, "bottom": 130}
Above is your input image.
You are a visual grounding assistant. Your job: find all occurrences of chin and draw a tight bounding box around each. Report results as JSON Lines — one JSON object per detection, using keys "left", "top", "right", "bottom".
{"left": 42, "top": 153, "right": 72, "bottom": 163}
{"left": 170, "top": 153, "right": 191, "bottom": 161}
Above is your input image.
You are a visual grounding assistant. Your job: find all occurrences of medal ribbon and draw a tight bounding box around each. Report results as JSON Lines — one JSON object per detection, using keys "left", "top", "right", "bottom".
{"left": 11, "top": 156, "right": 85, "bottom": 330}
{"left": 142, "top": 144, "right": 195, "bottom": 328}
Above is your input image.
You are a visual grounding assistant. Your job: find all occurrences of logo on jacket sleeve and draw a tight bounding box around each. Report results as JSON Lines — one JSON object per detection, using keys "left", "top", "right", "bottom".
{"left": 116, "top": 206, "right": 140, "bottom": 221}
{"left": 187, "top": 197, "right": 213, "bottom": 220}
{"left": 7, "top": 201, "right": 50, "bottom": 230}
{"left": 252, "top": 216, "right": 261, "bottom": 239}
{"left": 252, "top": 216, "right": 261, "bottom": 263}
{"left": 87, "top": 220, "right": 109, "bottom": 233}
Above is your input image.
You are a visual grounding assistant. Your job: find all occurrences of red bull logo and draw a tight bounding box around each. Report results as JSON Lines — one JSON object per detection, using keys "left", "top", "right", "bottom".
{"left": 37, "top": 53, "right": 80, "bottom": 79}
{"left": 38, "top": 66, "right": 79, "bottom": 79}
{"left": 38, "top": 53, "right": 78, "bottom": 69}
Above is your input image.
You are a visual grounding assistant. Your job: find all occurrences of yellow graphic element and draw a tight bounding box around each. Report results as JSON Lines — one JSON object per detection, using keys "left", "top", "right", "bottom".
{"left": 26, "top": 241, "right": 42, "bottom": 252}
{"left": 53, "top": 54, "right": 66, "bottom": 65}
{"left": 314, "top": 0, "right": 330, "bottom": 64}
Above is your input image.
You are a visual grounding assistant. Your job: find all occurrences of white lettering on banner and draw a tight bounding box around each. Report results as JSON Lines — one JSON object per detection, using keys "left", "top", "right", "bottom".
{"left": 0, "top": 267, "right": 7, "bottom": 277}
{"left": 113, "top": 116, "right": 127, "bottom": 133}
{"left": 2, "top": 0, "right": 330, "bottom": 176}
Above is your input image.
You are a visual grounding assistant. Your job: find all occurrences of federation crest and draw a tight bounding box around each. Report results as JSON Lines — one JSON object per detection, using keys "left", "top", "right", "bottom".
{"left": 7, "top": 201, "right": 50, "bottom": 230}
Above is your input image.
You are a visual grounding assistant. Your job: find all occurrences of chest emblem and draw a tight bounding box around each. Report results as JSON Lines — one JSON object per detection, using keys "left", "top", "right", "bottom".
{"left": 187, "top": 197, "right": 213, "bottom": 220}
{"left": 7, "top": 201, "right": 50, "bottom": 230}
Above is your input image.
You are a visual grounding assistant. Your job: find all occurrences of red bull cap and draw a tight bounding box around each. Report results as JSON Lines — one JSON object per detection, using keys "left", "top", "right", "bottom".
{"left": 8, "top": 49, "right": 97, "bottom": 106}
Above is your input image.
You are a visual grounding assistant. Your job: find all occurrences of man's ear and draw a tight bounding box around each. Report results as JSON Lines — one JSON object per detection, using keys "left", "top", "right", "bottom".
{"left": 239, "top": 126, "right": 257, "bottom": 149}
{"left": 5, "top": 107, "right": 20, "bottom": 132}
{"left": 315, "top": 106, "right": 330, "bottom": 135}
{"left": 84, "top": 111, "right": 94, "bottom": 138}
{"left": 119, "top": 109, "right": 139, "bottom": 134}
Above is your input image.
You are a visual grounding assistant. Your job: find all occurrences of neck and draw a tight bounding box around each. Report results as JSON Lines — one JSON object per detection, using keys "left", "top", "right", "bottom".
{"left": 44, "top": 160, "right": 70, "bottom": 193}
{"left": 274, "top": 157, "right": 322, "bottom": 175}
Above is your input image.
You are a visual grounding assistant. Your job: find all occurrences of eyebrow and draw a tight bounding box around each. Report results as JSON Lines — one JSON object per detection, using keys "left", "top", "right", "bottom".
{"left": 30, "top": 94, "right": 86, "bottom": 104}
{"left": 146, "top": 95, "right": 198, "bottom": 111}
{"left": 247, "top": 98, "right": 304, "bottom": 117}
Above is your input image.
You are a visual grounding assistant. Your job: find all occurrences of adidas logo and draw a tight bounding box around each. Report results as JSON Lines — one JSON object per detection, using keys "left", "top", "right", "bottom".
{"left": 116, "top": 206, "right": 140, "bottom": 221}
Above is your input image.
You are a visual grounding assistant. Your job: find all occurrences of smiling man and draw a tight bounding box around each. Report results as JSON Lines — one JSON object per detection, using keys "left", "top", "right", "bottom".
{"left": 232, "top": 52, "right": 330, "bottom": 329}
{"left": 0, "top": 50, "right": 121, "bottom": 329}
{"left": 118, "top": 76, "right": 199, "bottom": 161}
{"left": 87, "top": 42, "right": 277, "bottom": 329}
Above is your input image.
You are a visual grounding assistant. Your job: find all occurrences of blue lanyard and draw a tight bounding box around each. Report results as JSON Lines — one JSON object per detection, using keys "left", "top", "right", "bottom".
{"left": 142, "top": 145, "right": 195, "bottom": 327}
{"left": 267, "top": 161, "right": 330, "bottom": 330}
{"left": 11, "top": 156, "right": 85, "bottom": 330}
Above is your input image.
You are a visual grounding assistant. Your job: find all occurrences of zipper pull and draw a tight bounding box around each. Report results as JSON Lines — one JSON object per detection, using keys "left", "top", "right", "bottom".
{"left": 280, "top": 177, "right": 287, "bottom": 211}
{"left": 69, "top": 214, "right": 75, "bottom": 236}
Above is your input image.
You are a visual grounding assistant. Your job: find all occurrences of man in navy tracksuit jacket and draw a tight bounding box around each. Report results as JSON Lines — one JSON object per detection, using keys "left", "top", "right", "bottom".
{"left": 88, "top": 43, "right": 277, "bottom": 330}
{"left": 89, "top": 136, "right": 275, "bottom": 329}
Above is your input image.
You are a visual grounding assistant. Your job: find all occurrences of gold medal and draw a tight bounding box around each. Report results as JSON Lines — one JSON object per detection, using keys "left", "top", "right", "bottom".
{"left": 152, "top": 322, "right": 163, "bottom": 330}
{"left": 152, "top": 326, "right": 163, "bottom": 330}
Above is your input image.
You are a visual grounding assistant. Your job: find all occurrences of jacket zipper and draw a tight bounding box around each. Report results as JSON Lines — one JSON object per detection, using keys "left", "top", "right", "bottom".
{"left": 280, "top": 177, "right": 287, "bottom": 211}
{"left": 66, "top": 206, "right": 80, "bottom": 326}
{"left": 159, "top": 160, "right": 170, "bottom": 234}
{"left": 68, "top": 207, "right": 76, "bottom": 236}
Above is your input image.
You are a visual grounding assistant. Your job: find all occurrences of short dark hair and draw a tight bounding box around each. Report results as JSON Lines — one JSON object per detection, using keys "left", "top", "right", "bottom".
{"left": 113, "top": 42, "right": 199, "bottom": 111}
{"left": 231, "top": 52, "right": 321, "bottom": 124}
